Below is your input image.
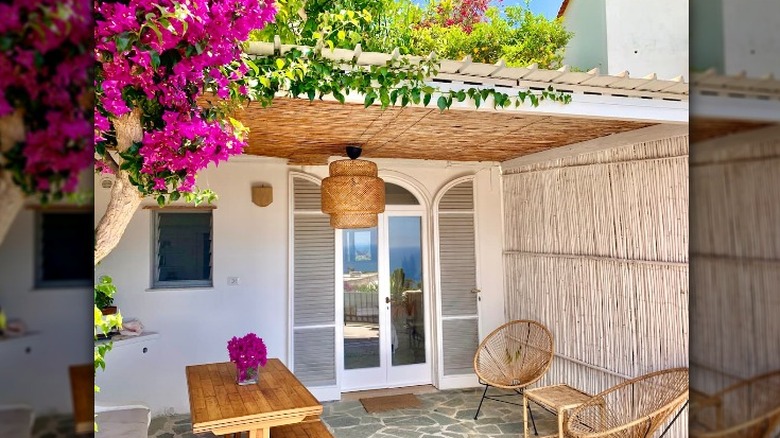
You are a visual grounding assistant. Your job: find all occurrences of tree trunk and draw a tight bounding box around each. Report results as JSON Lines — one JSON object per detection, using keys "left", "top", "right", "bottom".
{"left": 94, "top": 109, "right": 144, "bottom": 265}
{"left": 0, "top": 111, "right": 26, "bottom": 246}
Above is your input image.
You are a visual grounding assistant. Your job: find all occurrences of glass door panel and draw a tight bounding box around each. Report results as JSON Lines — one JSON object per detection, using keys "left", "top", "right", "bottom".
{"left": 388, "top": 217, "right": 426, "bottom": 366}
{"left": 342, "top": 228, "right": 380, "bottom": 370}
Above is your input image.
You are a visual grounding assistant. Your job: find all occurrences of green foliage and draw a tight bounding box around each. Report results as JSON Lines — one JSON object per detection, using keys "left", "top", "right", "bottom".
{"left": 243, "top": 47, "right": 571, "bottom": 112}
{"left": 244, "top": 1, "right": 573, "bottom": 118}
{"left": 410, "top": 5, "right": 572, "bottom": 68}
{"left": 252, "top": 0, "right": 421, "bottom": 53}
{"left": 94, "top": 275, "right": 117, "bottom": 309}
{"left": 251, "top": 0, "right": 572, "bottom": 68}
{"left": 94, "top": 276, "right": 122, "bottom": 404}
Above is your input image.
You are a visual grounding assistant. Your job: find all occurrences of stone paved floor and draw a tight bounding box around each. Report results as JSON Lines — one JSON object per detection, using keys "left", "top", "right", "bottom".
{"left": 32, "top": 414, "right": 77, "bottom": 438}
{"left": 146, "top": 387, "right": 559, "bottom": 438}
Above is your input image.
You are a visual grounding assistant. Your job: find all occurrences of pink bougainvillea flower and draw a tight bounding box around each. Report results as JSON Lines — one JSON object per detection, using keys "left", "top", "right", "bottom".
{"left": 227, "top": 333, "right": 268, "bottom": 380}
{"left": 0, "top": 0, "right": 93, "bottom": 198}
{"left": 94, "top": 0, "right": 277, "bottom": 200}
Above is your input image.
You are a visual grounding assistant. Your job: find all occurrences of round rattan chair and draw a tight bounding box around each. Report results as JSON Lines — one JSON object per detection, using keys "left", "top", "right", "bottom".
{"left": 689, "top": 369, "right": 780, "bottom": 438}
{"left": 473, "top": 320, "right": 554, "bottom": 424}
{"left": 564, "top": 367, "right": 689, "bottom": 438}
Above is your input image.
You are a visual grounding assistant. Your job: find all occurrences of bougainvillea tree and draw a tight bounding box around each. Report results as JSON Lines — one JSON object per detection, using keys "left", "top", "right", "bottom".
{"left": 94, "top": 0, "right": 277, "bottom": 264}
{"left": 0, "top": 0, "right": 93, "bottom": 244}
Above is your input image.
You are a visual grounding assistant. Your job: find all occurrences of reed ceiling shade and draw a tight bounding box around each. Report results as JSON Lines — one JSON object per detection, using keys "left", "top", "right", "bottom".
{"left": 239, "top": 99, "right": 654, "bottom": 165}
{"left": 321, "top": 159, "right": 385, "bottom": 229}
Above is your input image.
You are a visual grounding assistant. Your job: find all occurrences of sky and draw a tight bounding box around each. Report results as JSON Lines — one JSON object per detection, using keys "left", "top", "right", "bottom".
{"left": 411, "top": 0, "right": 563, "bottom": 20}
{"left": 506, "top": 0, "right": 562, "bottom": 19}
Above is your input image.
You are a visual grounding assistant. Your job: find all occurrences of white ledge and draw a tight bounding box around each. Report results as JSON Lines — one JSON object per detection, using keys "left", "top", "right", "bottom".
{"left": 95, "top": 332, "right": 159, "bottom": 348}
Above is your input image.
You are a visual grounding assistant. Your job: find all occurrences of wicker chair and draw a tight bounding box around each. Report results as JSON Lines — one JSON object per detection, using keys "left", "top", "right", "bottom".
{"left": 689, "top": 369, "right": 780, "bottom": 438}
{"left": 564, "top": 368, "right": 689, "bottom": 438}
{"left": 473, "top": 320, "right": 554, "bottom": 426}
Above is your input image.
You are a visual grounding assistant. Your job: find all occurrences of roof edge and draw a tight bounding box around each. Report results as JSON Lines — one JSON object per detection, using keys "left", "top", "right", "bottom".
{"left": 557, "top": 0, "right": 571, "bottom": 18}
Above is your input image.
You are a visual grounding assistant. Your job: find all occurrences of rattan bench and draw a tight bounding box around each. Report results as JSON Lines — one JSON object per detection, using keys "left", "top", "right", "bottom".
{"left": 270, "top": 420, "right": 334, "bottom": 438}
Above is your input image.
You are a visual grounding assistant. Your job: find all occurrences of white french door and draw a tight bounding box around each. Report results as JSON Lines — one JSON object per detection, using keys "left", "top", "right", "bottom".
{"left": 340, "top": 210, "right": 431, "bottom": 391}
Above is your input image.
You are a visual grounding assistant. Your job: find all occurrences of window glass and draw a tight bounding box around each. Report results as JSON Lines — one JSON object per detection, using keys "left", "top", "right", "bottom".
{"left": 385, "top": 183, "right": 419, "bottom": 205}
{"left": 153, "top": 211, "right": 213, "bottom": 288}
{"left": 36, "top": 211, "right": 92, "bottom": 288}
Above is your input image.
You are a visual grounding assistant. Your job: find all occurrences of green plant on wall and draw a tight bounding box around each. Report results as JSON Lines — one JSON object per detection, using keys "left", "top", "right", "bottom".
{"left": 94, "top": 275, "right": 115, "bottom": 310}
{"left": 94, "top": 275, "right": 122, "bottom": 413}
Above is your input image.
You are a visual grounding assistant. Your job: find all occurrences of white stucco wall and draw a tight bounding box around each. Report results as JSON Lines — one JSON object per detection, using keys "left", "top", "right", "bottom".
{"left": 721, "top": 0, "right": 780, "bottom": 77}
{"left": 560, "top": 0, "right": 608, "bottom": 72}
{"left": 0, "top": 211, "right": 93, "bottom": 415}
{"left": 604, "top": 0, "right": 689, "bottom": 79}
{"left": 92, "top": 157, "right": 506, "bottom": 416}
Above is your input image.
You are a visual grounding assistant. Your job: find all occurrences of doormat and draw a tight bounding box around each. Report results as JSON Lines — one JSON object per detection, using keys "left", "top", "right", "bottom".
{"left": 360, "top": 393, "right": 421, "bottom": 413}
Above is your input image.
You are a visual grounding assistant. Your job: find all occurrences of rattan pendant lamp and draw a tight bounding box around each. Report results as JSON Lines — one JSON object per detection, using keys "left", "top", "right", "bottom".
{"left": 321, "top": 146, "right": 385, "bottom": 228}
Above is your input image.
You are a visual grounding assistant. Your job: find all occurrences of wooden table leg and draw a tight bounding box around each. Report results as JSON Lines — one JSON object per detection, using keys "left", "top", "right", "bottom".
{"left": 249, "top": 428, "right": 270, "bottom": 438}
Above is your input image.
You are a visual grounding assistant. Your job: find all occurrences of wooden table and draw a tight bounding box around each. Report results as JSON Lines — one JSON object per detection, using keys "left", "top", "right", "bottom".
{"left": 523, "top": 384, "right": 592, "bottom": 438}
{"left": 186, "top": 359, "right": 323, "bottom": 438}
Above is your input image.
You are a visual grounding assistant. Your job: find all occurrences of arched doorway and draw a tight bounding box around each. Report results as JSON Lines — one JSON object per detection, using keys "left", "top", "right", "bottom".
{"left": 340, "top": 182, "right": 432, "bottom": 391}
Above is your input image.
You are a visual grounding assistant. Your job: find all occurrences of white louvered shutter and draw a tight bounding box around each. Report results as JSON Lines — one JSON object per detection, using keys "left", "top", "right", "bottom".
{"left": 437, "top": 181, "right": 480, "bottom": 376}
{"left": 292, "top": 177, "right": 336, "bottom": 386}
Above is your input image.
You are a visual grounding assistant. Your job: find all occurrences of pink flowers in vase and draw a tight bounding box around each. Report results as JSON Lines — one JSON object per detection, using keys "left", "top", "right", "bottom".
{"left": 227, "top": 333, "right": 268, "bottom": 382}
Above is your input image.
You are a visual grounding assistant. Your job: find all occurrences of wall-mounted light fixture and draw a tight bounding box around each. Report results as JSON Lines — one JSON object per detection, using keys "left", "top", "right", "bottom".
{"left": 251, "top": 184, "right": 273, "bottom": 207}
{"left": 321, "top": 146, "right": 385, "bottom": 228}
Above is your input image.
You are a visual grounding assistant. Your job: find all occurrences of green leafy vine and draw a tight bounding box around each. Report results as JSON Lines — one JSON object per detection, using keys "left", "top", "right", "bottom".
{"left": 219, "top": 45, "right": 571, "bottom": 116}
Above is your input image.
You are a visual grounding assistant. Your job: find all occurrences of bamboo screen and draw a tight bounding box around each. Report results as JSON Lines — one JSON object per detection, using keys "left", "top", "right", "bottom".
{"left": 502, "top": 135, "right": 689, "bottom": 435}
{"left": 689, "top": 132, "right": 780, "bottom": 395}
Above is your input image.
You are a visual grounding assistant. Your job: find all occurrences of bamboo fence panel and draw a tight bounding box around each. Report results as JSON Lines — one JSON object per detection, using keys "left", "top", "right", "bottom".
{"left": 503, "top": 136, "right": 689, "bottom": 263}
{"left": 502, "top": 136, "right": 689, "bottom": 437}
{"left": 689, "top": 134, "right": 780, "bottom": 394}
{"left": 505, "top": 255, "right": 688, "bottom": 377}
{"left": 504, "top": 135, "right": 689, "bottom": 173}
{"left": 690, "top": 154, "right": 780, "bottom": 260}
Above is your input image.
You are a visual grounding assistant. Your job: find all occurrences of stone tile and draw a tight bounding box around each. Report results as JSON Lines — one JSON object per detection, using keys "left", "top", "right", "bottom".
{"left": 497, "top": 422, "right": 524, "bottom": 434}
{"left": 441, "top": 398, "right": 465, "bottom": 407}
{"left": 444, "top": 423, "right": 472, "bottom": 434}
{"left": 379, "top": 427, "right": 424, "bottom": 438}
{"left": 149, "top": 416, "right": 169, "bottom": 434}
{"left": 67, "top": 386, "right": 566, "bottom": 438}
{"left": 173, "top": 424, "right": 193, "bottom": 434}
{"left": 357, "top": 415, "right": 384, "bottom": 425}
{"left": 474, "top": 424, "right": 502, "bottom": 434}
{"left": 432, "top": 407, "right": 457, "bottom": 416}
{"left": 428, "top": 412, "right": 458, "bottom": 426}
{"left": 474, "top": 416, "right": 505, "bottom": 425}
{"left": 331, "top": 424, "right": 385, "bottom": 438}
{"left": 383, "top": 415, "right": 437, "bottom": 427}
{"left": 324, "top": 415, "right": 362, "bottom": 428}
{"left": 453, "top": 409, "right": 478, "bottom": 420}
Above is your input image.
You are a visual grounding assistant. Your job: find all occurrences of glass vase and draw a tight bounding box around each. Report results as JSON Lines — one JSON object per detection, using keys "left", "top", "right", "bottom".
{"left": 236, "top": 365, "right": 259, "bottom": 385}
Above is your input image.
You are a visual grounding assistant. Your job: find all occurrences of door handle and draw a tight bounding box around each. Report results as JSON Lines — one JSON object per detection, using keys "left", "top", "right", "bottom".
{"left": 470, "top": 288, "right": 481, "bottom": 294}
{"left": 385, "top": 297, "right": 391, "bottom": 304}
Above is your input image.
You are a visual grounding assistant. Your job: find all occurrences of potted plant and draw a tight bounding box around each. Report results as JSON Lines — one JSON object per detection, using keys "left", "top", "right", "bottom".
{"left": 95, "top": 275, "right": 118, "bottom": 315}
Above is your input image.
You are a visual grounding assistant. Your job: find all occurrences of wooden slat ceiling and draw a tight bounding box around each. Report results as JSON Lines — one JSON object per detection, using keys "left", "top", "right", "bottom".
{"left": 691, "top": 117, "right": 775, "bottom": 144}
{"left": 241, "top": 98, "right": 654, "bottom": 165}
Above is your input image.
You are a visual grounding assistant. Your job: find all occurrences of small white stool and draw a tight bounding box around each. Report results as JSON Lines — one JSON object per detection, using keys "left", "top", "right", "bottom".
{"left": 95, "top": 403, "right": 152, "bottom": 438}
{"left": 0, "top": 404, "right": 35, "bottom": 438}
